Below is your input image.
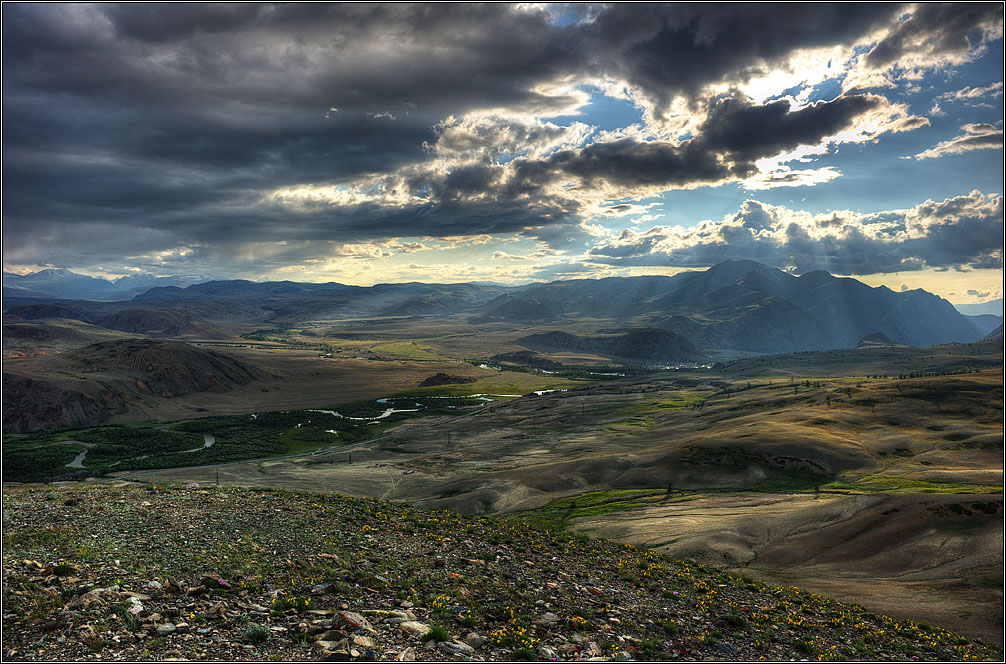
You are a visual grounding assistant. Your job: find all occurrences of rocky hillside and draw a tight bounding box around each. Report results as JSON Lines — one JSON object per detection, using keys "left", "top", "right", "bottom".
{"left": 3, "top": 339, "right": 263, "bottom": 432}
{"left": 3, "top": 483, "right": 999, "bottom": 662}
{"left": 518, "top": 328, "right": 707, "bottom": 364}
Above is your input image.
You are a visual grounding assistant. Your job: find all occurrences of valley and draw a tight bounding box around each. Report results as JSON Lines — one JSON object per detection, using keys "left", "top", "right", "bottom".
{"left": 81, "top": 341, "right": 1001, "bottom": 644}
{"left": 3, "top": 262, "right": 1003, "bottom": 652}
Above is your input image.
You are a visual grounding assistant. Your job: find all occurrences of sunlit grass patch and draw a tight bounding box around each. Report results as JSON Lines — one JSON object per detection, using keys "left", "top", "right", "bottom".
{"left": 820, "top": 474, "right": 1003, "bottom": 494}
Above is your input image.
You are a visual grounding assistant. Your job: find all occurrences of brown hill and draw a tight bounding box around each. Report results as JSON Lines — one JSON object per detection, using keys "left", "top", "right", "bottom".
{"left": 518, "top": 328, "right": 707, "bottom": 364}
{"left": 418, "top": 372, "right": 478, "bottom": 387}
{"left": 2, "top": 318, "right": 139, "bottom": 357}
{"left": 99, "top": 308, "right": 226, "bottom": 338}
{"left": 3, "top": 339, "right": 264, "bottom": 432}
{"left": 856, "top": 331, "right": 902, "bottom": 347}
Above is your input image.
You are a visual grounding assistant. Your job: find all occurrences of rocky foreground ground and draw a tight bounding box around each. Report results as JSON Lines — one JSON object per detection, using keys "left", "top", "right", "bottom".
{"left": 2, "top": 482, "right": 1000, "bottom": 662}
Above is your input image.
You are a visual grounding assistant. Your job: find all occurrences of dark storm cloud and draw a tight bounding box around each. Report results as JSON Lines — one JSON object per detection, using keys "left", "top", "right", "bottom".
{"left": 503, "top": 94, "right": 884, "bottom": 190}
{"left": 587, "top": 192, "right": 1004, "bottom": 273}
{"left": 2, "top": 3, "right": 578, "bottom": 115}
{"left": 1, "top": 3, "right": 1000, "bottom": 272}
{"left": 579, "top": 3, "right": 901, "bottom": 119}
{"left": 864, "top": 2, "right": 1003, "bottom": 70}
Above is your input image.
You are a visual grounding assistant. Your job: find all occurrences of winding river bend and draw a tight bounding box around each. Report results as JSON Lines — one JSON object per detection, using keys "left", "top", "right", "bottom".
{"left": 182, "top": 434, "right": 215, "bottom": 453}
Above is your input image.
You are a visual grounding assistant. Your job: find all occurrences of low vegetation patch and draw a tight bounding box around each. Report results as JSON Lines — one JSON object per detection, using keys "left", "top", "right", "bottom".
{"left": 1, "top": 396, "right": 492, "bottom": 482}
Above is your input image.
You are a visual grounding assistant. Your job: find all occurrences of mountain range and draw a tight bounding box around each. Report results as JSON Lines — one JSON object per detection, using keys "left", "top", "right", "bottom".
{"left": 3, "top": 261, "right": 996, "bottom": 356}
{"left": 2, "top": 269, "right": 216, "bottom": 301}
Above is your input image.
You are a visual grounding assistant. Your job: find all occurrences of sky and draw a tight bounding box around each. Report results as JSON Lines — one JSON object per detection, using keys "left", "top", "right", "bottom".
{"left": 2, "top": 3, "right": 1004, "bottom": 303}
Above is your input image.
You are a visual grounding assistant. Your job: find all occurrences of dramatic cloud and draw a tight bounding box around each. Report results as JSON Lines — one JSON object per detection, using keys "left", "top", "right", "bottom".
{"left": 850, "top": 2, "right": 1004, "bottom": 89}
{"left": 2, "top": 3, "right": 1002, "bottom": 279}
{"left": 588, "top": 191, "right": 1003, "bottom": 274}
{"left": 912, "top": 123, "right": 1004, "bottom": 160}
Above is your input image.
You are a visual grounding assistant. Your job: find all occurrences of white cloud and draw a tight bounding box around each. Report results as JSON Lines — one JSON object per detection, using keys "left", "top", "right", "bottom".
{"left": 912, "top": 123, "right": 1004, "bottom": 160}
{"left": 588, "top": 190, "right": 1003, "bottom": 273}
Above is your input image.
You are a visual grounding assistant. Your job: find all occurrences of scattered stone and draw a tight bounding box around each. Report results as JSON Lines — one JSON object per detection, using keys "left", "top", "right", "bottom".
{"left": 398, "top": 621, "right": 429, "bottom": 637}
{"left": 156, "top": 623, "right": 176, "bottom": 637}
{"left": 438, "top": 640, "right": 475, "bottom": 657}
{"left": 312, "top": 640, "right": 337, "bottom": 654}
{"left": 352, "top": 635, "right": 376, "bottom": 649}
{"left": 462, "top": 632, "right": 485, "bottom": 650}
{"left": 336, "top": 610, "right": 376, "bottom": 633}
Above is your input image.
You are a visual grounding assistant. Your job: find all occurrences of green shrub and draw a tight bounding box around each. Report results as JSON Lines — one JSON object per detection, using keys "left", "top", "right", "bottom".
{"left": 114, "top": 605, "right": 142, "bottom": 631}
{"left": 270, "top": 594, "right": 312, "bottom": 613}
{"left": 421, "top": 623, "right": 450, "bottom": 643}
{"left": 725, "top": 612, "right": 747, "bottom": 629}
{"left": 243, "top": 624, "right": 271, "bottom": 644}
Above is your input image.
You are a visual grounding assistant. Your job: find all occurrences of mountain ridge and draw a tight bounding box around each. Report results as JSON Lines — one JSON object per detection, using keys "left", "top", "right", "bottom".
{"left": 4, "top": 261, "right": 986, "bottom": 355}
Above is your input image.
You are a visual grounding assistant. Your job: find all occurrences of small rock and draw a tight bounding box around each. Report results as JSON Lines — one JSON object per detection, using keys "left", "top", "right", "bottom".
{"left": 717, "top": 643, "right": 738, "bottom": 655}
{"left": 312, "top": 582, "right": 338, "bottom": 595}
{"left": 312, "top": 640, "right": 336, "bottom": 653}
{"left": 463, "top": 632, "right": 485, "bottom": 650}
{"left": 438, "top": 640, "right": 475, "bottom": 657}
{"left": 586, "top": 642, "right": 602, "bottom": 657}
{"left": 381, "top": 610, "right": 411, "bottom": 622}
{"left": 541, "top": 611, "right": 560, "bottom": 623}
{"left": 186, "top": 585, "right": 207, "bottom": 596}
{"left": 121, "top": 591, "right": 151, "bottom": 601}
{"left": 156, "top": 624, "right": 176, "bottom": 637}
{"left": 320, "top": 629, "right": 349, "bottom": 642}
{"left": 337, "top": 610, "right": 376, "bottom": 633}
{"left": 399, "top": 621, "right": 429, "bottom": 636}
{"left": 539, "top": 645, "right": 558, "bottom": 660}
{"left": 352, "top": 635, "right": 376, "bottom": 648}
{"left": 396, "top": 648, "right": 417, "bottom": 661}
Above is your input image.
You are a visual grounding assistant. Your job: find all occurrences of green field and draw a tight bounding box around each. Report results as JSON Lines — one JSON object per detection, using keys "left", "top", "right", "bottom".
{"left": 2, "top": 396, "right": 490, "bottom": 483}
